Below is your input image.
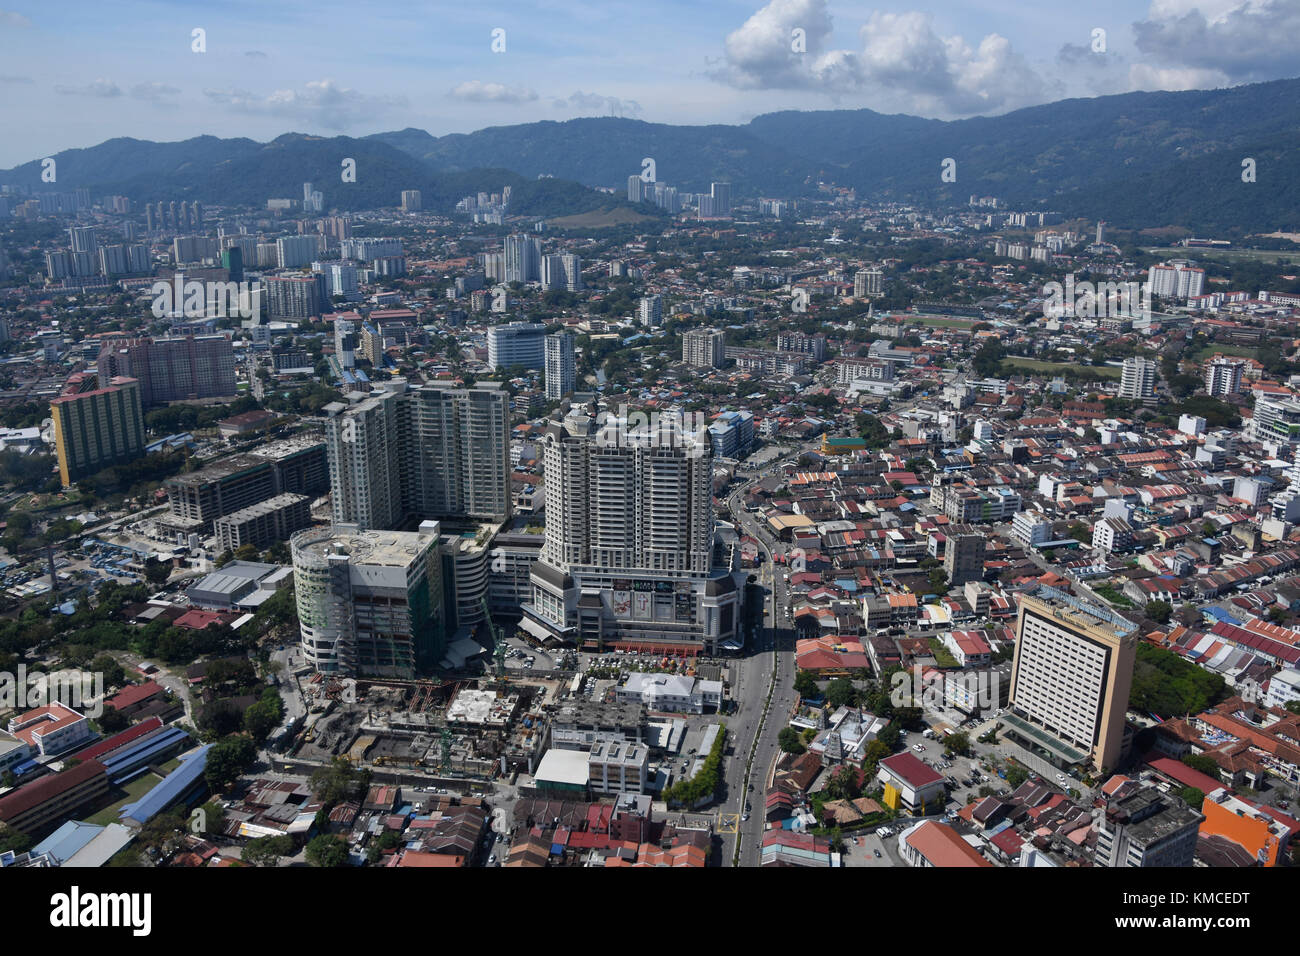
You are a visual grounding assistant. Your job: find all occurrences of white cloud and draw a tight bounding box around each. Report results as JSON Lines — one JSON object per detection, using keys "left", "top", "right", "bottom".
{"left": 130, "top": 82, "right": 181, "bottom": 101}
{"left": 714, "top": 1, "right": 1052, "bottom": 115}
{"left": 1132, "top": 0, "right": 1300, "bottom": 82}
{"left": 449, "top": 81, "right": 538, "bottom": 104}
{"left": 0, "top": 9, "right": 32, "bottom": 28}
{"left": 715, "top": 0, "right": 843, "bottom": 90}
{"left": 552, "top": 91, "right": 642, "bottom": 116}
{"left": 1126, "top": 63, "right": 1232, "bottom": 92}
{"left": 54, "top": 78, "right": 122, "bottom": 98}
{"left": 204, "top": 79, "right": 407, "bottom": 127}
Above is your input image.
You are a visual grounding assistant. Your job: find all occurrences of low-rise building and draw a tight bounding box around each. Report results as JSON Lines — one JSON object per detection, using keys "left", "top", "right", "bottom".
{"left": 877, "top": 752, "right": 946, "bottom": 814}
{"left": 614, "top": 673, "right": 720, "bottom": 714}
{"left": 898, "top": 819, "right": 992, "bottom": 867}
{"left": 587, "top": 741, "right": 649, "bottom": 795}
{"left": 1095, "top": 774, "right": 1202, "bottom": 867}
{"left": 0, "top": 759, "right": 109, "bottom": 839}
{"left": 7, "top": 703, "right": 95, "bottom": 757}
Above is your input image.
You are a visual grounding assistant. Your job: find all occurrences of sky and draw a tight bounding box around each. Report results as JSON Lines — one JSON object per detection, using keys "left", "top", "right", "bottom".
{"left": 1, "top": 0, "right": 1298, "bottom": 167}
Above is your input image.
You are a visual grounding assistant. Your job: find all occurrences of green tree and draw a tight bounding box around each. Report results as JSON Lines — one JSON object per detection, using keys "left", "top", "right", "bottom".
{"left": 1129, "top": 644, "right": 1227, "bottom": 716}
{"left": 778, "top": 726, "right": 805, "bottom": 755}
{"left": 945, "top": 731, "right": 971, "bottom": 756}
{"left": 971, "top": 340, "right": 1005, "bottom": 377}
{"left": 263, "top": 540, "right": 292, "bottom": 565}
{"left": 366, "top": 830, "right": 402, "bottom": 864}
{"left": 875, "top": 722, "right": 901, "bottom": 750}
{"left": 1178, "top": 786, "right": 1205, "bottom": 810}
{"left": 243, "top": 697, "right": 282, "bottom": 744}
{"left": 861, "top": 739, "right": 892, "bottom": 776}
{"left": 89, "top": 654, "right": 126, "bottom": 689}
{"left": 309, "top": 757, "right": 367, "bottom": 805}
{"left": 825, "top": 678, "right": 857, "bottom": 710}
{"left": 0, "top": 823, "right": 32, "bottom": 853}
{"left": 244, "top": 834, "right": 295, "bottom": 867}
{"left": 793, "top": 670, "right": 819, "bottom": 699}
{"left": 194, "top": 800, "right": 224, "bottom": 837}
{"left": 143, "top": 558, "right": 171, "bottom": 587}
{"left": 1145, "top": 600, "right": 1173, "bottom": 624}
{"left": 824, "top": 764, "right": 861, "bottom": 801}
{"left": 304, "top": 834, "right": 349, "bottom": 868}
{"left": 204, "top": 735, "right": 257, "bottom": 792}
{"left": 97, "top": 706, "right": 129, "bottom": 733}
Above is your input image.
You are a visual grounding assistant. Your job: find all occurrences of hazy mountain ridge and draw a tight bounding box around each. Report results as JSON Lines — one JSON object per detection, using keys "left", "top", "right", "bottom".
{"left": 6, "top": 78, "right": 1300, "bottom": 230}
{"left": 0, "top": 133, "right": 639, "bottom": 219}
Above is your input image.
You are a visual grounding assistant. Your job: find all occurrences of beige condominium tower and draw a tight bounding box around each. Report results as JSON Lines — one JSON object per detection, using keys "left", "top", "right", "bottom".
{"left": 1005, "top": 585, "right": 1138, "bottom": 773}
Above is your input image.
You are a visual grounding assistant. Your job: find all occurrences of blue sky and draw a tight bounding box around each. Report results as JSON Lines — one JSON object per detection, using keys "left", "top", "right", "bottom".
{"left": 1, "top": 0, "right": 1297, "bottom": 166}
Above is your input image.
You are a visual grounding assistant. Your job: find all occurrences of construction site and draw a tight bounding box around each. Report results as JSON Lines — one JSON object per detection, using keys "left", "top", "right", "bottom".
{"left": 288, "top": 671, "right": 560, "bottom": 781}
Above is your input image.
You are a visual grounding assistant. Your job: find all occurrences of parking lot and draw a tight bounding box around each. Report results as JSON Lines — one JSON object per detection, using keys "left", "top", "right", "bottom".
{"left": 899, "top": 730, "right": 1011, "bottom": 811}
{"left": 839, "top": 829, "right": 899, "bottom": 868}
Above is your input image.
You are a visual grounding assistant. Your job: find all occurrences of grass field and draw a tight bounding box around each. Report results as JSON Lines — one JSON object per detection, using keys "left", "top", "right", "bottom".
{"left": 1190, "top": 344, "right": 1265, "bottom": 361}
{"left": 905, "top": 314, "right": 980, "bottom": 329}
{"left": 85, "top": 770, "right": 164, "bottom": 826}
{"left": 1001, "top": 357, "right": 1123, "bottom": 378}
{"left": 1143, "top": 246, "right": 1300, "bottom": 265}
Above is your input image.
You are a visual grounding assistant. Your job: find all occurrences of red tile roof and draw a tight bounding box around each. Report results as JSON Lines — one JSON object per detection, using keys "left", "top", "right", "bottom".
{"left": 72, "top": 717, "right": 163, "bottom": 761}
{"left": 0, "top": 759, "right": 107, "bottom": 821}
{"left": 105, "top": 681, "right": 163, "bottom": 711}
{"left": 880, "top": 752, "right": 944, "bottom": 788}
{"left": 904, "top": 820, "right": 991, "bottom": 867}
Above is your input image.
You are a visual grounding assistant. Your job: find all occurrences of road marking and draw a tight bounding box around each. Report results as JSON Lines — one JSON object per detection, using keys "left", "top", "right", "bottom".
{"left": 718, "top": 812, "right": 739, "bottom": 833}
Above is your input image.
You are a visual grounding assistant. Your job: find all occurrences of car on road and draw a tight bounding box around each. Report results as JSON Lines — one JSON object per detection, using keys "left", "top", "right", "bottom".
{"left": 873, "top": 849, "right": 882, "bottom": 858}
{"left": 1056, "top": 772, "right": 1067, "bottom": 783}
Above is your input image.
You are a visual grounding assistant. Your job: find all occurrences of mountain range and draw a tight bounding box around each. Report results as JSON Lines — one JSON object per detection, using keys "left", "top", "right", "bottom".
{"left": 5, "top": 78, "right": 1299, "bottom": 232}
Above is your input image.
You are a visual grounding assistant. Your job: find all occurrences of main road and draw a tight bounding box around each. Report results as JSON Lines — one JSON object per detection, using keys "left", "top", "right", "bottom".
{"left": 720, "top": 460, "right": 800, "bottom": 867}
{"left": 714, "top": 387, "right": 941, "bottom": 865}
